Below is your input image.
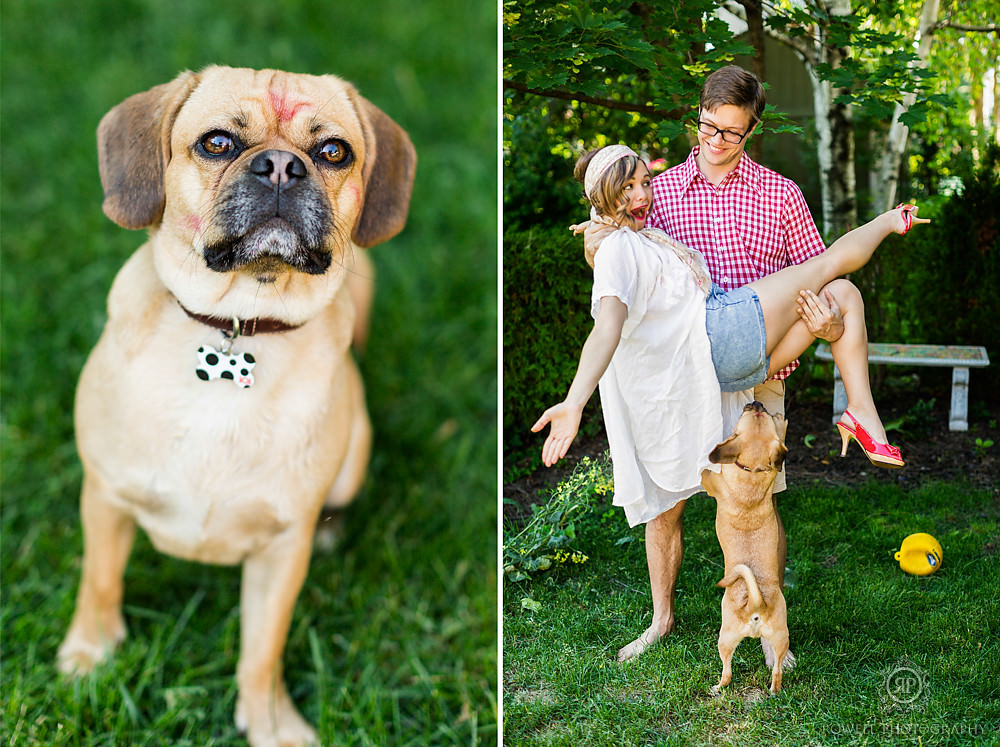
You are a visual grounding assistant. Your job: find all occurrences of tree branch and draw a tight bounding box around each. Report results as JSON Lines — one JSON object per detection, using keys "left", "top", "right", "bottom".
{"left": 935, "top": 21, "right": 1000, "bottom": 33}
{"left": 503, "top": 79, "right": 687, "bottom": 120}
{"left": 735, "top": 0, "right": 818, "bottom": 64}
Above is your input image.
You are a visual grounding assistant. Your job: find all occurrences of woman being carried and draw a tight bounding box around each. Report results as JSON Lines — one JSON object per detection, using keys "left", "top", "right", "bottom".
{"left": 534, "top": 145, "right": 926, "bottom": 529}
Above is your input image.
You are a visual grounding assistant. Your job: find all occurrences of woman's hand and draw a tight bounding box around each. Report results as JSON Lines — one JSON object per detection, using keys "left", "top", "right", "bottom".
{"left": 531, "top": 402, "right": 583, "bottom": 467}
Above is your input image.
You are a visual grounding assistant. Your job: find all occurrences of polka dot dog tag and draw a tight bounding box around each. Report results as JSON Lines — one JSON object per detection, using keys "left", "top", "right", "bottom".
{"left": 196, "top": 344, "right": 256, "bottom": 388}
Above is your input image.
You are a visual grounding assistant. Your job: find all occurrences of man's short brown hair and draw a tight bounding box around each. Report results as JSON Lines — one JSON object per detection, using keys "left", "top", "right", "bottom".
{"left": 700, "top": 65, "right": 766, "bottom": 123}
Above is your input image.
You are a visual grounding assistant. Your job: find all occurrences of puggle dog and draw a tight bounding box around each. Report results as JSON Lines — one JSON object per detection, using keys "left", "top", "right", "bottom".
{"left": 701, "top": 401, "right": 792, "bottom": 695}
{"left": 57, "top": 66, "right": 415, "bottom": 746}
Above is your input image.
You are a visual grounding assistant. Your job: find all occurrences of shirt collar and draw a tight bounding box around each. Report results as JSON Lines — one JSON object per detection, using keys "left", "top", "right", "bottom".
{"left": 684, "top": 146, "right": 764, "bottom": 196}
{"left": 678, "top": 148, "right": 700, "bottom": 192}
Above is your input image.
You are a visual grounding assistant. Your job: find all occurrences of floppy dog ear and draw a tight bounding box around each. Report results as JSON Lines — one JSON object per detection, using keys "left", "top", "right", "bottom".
{"left": 770, "top": 414, "right": 789, "bottom": 470}
{"left": 770, "top": 441, "right": 789, "bottom": 471}
{"left": 97, "top": 71, "right": 199, "bottom": 229}
{"left": 350, "top": 89, "right": 417, "bottom": 248}
{"left": 709, "top": 433, "right": 743, "bottom": 464}
{"left": 772, "top": 413, "right": 788, "bottom": 442}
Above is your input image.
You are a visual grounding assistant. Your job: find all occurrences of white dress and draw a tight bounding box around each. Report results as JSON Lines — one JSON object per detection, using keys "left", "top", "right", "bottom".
{"left": 591, "top": 228, "right": 724, "bottom": 527}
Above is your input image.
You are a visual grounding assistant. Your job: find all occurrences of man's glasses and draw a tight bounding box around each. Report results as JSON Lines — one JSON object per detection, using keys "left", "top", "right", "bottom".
{"left": 696, "top": 120, "right": 756, "bottom": 144}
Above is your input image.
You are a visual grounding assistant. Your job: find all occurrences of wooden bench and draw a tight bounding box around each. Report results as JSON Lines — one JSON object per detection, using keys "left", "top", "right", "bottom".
{"left": 814, "top": 343, "right": 990, "bottom": 432}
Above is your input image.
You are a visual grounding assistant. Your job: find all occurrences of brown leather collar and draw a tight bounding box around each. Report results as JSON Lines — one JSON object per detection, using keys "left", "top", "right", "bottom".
{"left": 179, "top": 302, "right": 302, "bottom": 336}
{"left": 735, "top": 460, "right": 775, "bottom": 474}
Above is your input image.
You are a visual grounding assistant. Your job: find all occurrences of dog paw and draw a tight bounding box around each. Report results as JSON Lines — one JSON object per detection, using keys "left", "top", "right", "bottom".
{"left": 57, "top": 620, "right": 126, "bottom": 675}
{"left": 236, "top": 690, "right": 317, "bottom": 747}
{"left": 57, "top": 636, "right": 111, "bottom": 675}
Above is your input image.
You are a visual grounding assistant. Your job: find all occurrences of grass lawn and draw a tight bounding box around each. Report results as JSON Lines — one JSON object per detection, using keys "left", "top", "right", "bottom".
{"left": 504, "top": 463, "right": 1000, "bottom": 745}
{"left": 1, "top": 0, "right": 497, "bottom": 744}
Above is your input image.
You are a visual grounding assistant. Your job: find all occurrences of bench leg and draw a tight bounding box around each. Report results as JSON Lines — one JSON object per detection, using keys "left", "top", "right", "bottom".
{"left": 831, "top": 364, "right": 847, "bottom": 425}
{"left": 949, "top": 367, "right": 970, "bottom": 431}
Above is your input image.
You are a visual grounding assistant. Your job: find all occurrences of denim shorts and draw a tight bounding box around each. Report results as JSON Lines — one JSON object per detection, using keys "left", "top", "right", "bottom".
{"left": 705, "top": 284, "right": 769, "bottom": 392}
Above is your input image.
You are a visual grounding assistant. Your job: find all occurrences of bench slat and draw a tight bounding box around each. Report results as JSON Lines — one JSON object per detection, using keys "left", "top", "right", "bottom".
{"left": 813, "top": 342, "right": 990, "bottom": 432}
{"left": 815, "top": 343, "right": 989, "bottom": 368}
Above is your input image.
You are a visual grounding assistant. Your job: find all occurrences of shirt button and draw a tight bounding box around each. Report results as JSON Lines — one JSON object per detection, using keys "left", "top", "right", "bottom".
{"left": 722, "top": 276, "right": 731, "bottom": 284}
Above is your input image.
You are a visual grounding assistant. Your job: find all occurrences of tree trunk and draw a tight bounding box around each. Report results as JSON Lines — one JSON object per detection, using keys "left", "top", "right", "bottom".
{"left": 740, "top": 0, "right": 766, "bottom": 162}
{"left": 812, "top": 0, "right": 857, "bottom": 236}
{"left": 992, "top": 59, "right": 1000, "bottom": 146}
{"left": 874, "top": 0, "right": 940, "bottom": 212}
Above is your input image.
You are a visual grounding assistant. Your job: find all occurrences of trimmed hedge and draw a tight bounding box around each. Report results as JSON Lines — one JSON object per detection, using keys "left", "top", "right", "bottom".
{"left": 503, "top": 226, "right": 603, "bottom": 459}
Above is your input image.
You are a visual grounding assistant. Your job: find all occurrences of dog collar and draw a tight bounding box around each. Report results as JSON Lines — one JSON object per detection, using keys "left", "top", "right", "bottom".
{"left": 179, "top": 301, "right": 303, "bottom": 390}
{"left": 735, "top": 461, "right": 774, "bottom": 474}
{"left": 178, "top": 302, "right": 303, "bottom": 336}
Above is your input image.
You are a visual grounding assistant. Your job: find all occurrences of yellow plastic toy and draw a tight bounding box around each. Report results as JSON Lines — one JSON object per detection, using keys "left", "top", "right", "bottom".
{"left": 894, "top": 533, "right": 943, "bottom": 575}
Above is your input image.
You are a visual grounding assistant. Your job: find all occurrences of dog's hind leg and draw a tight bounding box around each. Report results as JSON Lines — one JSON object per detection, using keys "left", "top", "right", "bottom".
{"left": 766, "top": 628, "right": 790, "bottom": 694}
{"left": 324, "top": 363, "right": 372, "bottom": 511}
{"left": 346, "top": 250, "right": 374, "bottom": 352}
{"left": 315, "top": 363, "right": 372, "bottom": 551}
{"left": 57, "top": 472, "right": 136, "bottom": 674}
{"left": 712, "top": 601, "right": 742, "bottom": 695}
{"left": 713, "top": 630, "right": 740, "bottom": 695}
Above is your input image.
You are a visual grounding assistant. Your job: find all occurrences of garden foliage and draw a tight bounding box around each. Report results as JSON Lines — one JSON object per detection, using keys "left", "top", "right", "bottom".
{"left": 503, "top": 454, "right": 613, "bottom": 581}
{"left": 852, "top": 146, "right": 1000, "bottom": 389}
{"left": 503, "top": 225, "right": 602, "bottom": 457}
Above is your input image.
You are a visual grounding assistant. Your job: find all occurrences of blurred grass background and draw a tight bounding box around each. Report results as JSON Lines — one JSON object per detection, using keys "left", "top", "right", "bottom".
{"left": 1, "top": 0, "right": 497, "bottom": 744}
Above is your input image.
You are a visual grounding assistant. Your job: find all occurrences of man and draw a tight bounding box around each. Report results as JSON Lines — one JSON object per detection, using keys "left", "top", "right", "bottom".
{"left": 617, "top": 65, "right": 843, "bottom": 662}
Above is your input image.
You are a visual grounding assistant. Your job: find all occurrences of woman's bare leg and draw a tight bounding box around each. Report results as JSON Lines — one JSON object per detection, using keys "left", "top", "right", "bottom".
{"left": 748, "top": 211, "right": 908, "bottom": 356}
{"left": 767, "top": 280, "right": 888, "bottom": 443}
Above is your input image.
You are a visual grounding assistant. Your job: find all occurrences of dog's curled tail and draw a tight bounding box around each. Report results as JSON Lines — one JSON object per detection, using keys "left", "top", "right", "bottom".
{"left": 718, "top": 563, "right": 764, "bottom": 613}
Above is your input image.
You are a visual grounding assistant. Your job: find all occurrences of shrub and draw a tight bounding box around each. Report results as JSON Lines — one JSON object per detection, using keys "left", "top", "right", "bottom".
{"left": 503, "top": 225, "right": 604, "bottom": 461}
{"left": 503, "top": 105, "right": 586, "bottom": 232}
{"left": 503, "top": 454, "right": 613, "bottom": 582}
{"left": 851, "top": 147, "right": 1000, "bottom": 394}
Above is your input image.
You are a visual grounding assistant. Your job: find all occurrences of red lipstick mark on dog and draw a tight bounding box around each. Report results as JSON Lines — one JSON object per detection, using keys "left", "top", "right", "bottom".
{"left": 185, "top": 214, "right": 203, "bottom": 235}
{"left": 269, "top": 90, "right": 311, "bottom": 122}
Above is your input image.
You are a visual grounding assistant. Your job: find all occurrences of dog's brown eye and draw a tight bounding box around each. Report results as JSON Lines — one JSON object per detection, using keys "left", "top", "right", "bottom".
{"left": 199, "top": 131, "right": 236, "bottom": 157}
{"left": 316, "top": 139, "right": 351, "bottom": 166}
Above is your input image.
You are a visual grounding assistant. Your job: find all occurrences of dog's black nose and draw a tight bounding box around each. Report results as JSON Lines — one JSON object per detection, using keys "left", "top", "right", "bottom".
{"left": 745, "top": 401, "right": 766, "bottom": 413}
{"left": 250, "top": 150, "right": 307, "bottom": 189}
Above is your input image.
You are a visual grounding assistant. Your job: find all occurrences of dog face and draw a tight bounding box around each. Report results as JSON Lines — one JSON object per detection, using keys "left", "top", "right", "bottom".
{"left": 709, "top": 401, "right": 788, "bottom": 473}
{"left": 96, "top": 66, "right": 416, "bottom": 320}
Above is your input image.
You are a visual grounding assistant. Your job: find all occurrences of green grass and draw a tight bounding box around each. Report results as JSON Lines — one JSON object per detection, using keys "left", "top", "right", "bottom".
{"left": 1, "top": 0, "right": 496, "bottom": 744}
{"left": 504, "top": 469, "right": 1000, "bottom": 745}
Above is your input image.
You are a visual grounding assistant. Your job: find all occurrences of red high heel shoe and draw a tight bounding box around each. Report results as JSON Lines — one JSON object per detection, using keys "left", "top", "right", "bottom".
{"left": 895, "top": 203, "right": 916, "bottom": 235}
{"left": 836, "top": 410, "right": 904, "bottom": 469}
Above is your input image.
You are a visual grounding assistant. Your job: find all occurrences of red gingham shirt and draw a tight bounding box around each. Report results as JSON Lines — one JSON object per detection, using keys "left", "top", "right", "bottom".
{"left": 648, "top": 147, "right": 827, "bottom": 380}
